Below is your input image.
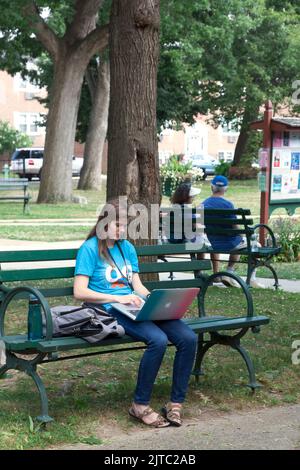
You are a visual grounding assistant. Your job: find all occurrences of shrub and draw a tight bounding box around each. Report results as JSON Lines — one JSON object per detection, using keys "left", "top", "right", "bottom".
{"left": 215, "top": 161, "right": 231, "bottom": 177}
{"left": 228, "top": 166, "right": 259, "bottom": 180}
{"left": 271, "top": 218, "right": 300, "bottom": 262}
{"left": 160, "top": 155, "right": 203, "bottom": 196}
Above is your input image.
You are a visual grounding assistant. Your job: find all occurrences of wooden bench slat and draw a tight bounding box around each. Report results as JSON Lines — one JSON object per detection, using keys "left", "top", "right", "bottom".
{"left": 203, "top": 217, "right": 253, "bottom": 225}
{"left": 0, "top": 244, "right": 208, "bottom": 263}
{"left": 0, "top": 260, "right": 211, "bottom": 282}
{"left": 0, "top": 286, "right": 74, "bottom": 299}
{"left": 135, "top": 244, "right": 210, "bottom": 256}
{"left": 139, "top": 260, "right": 211, "bottom": 273}
{"left": 2, "top": 315, "right": 269, "bottom": 353}
{"left": 0, "top": 267, "right": 75, "bottom": 282}
{"left": 0, "top": 249, "right": 78, "bottom": 263}
{"left": 205, "top": 228, "right": 249, "bottom": 236}
{"left": 203, "top": 208, "right": 251, "bottom": 215}
{"left": 0, "top": 196, "right": 30, "bottom": 201}
{"left": 144, "top": 279, "right": 203, "bottom": 290}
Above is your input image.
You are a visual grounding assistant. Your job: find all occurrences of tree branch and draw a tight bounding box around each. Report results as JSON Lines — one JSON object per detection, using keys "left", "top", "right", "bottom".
{"left": 22, "top": 1, "right": 59, "bottom": 60}
{"left": 78, "top": 24, "right": 109, "bottom": 59}
{"left": 66, "top": 0, "right": 106, "bottom": 42}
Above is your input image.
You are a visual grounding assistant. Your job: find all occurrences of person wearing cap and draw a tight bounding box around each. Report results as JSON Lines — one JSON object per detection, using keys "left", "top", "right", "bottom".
{"left": 167, "top": 181, "right": 201, "bottom": 244}
{"left": 201, "top": 175, "right": 264, "bottom": 288}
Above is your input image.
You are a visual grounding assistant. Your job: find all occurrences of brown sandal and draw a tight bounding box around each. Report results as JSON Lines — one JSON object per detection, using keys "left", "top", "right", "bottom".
{"left": 162, "top": 403, "right": 183, "bottom": 427}
{"left": 129, "top": 405, "right": 170, "bottom": 428}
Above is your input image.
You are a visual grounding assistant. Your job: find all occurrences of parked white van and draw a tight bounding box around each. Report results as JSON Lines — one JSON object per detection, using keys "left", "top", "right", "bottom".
{"left": 10, "top": 148, "right": 83, "bottom": 180}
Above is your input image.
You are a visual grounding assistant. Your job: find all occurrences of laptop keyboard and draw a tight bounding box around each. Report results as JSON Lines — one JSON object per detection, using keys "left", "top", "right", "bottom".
{"left": 127, "top": 309, "right": 141, "bottom": 316}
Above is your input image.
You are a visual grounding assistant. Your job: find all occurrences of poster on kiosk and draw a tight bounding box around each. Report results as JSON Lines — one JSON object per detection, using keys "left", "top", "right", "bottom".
{"left": 270, "top": 130, "right": 300, "bottom": 203}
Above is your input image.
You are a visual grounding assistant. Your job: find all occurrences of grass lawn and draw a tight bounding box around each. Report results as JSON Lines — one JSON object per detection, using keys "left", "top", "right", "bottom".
{"left": 0, "top": 283, "right": 299, "bottom": 449}
{"left": 220, "top": 261, "right": 300, "bottom": 281}
{"left": 2, "top": 178, "right": 296, "bottom": 221}
{"left": 1, "top": 177, "right": 300, "bottom": 222}
{"left": 0, "top": 225, "right": 92, "bottom": 242}
{"left": 0, "top": 179, "right": 106, "bottom": 220}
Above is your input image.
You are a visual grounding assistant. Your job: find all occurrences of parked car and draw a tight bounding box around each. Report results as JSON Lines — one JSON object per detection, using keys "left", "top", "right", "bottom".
{"left": 190, "top": 154, "right": 217, "bottom": 179}
{"left": 10, "top": 148, "right": 83, "bottom": 179}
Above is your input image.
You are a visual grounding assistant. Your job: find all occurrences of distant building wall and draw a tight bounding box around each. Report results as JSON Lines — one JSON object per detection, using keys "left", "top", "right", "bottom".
{"left": 0, "top": 70, "right": 109, "bottom": 174}
{"left": 158, "top": 114, "right": 239, "bottom": 163}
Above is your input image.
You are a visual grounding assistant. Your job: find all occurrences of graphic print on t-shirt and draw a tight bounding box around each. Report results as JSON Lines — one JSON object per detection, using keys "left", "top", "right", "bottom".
{"left": 105, "top": 261, "right": 133, "bottom": 289}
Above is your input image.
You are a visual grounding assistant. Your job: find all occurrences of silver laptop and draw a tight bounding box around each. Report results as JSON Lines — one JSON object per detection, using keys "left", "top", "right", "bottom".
{"left": 110, "top": 288, "right": 199, "bottom": 321}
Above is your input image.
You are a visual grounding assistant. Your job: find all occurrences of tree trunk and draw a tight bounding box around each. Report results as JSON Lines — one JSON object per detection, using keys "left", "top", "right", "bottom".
{"left": 232, "top": 128, "right": 250, "bottom": 166}
{"left": 37, "top": 54, "right": 87, "bottom": 203}
{"left": 233, "top": 107, "right": 259, "bottom": 166}
{"left": 78, "top": 61, "right": 110, "bottom": 190}
{"left": 107, "top": 0, "right": 161, "bottom": 211}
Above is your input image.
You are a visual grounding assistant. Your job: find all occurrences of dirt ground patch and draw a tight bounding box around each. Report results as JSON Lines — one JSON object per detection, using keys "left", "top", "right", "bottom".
{"left": 54, "top": 404, "right": 300, "bottom": 450}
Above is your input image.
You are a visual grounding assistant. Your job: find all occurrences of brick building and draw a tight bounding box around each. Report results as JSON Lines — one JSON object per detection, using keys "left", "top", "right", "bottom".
{"left": 158, "top": 114, "right": 239, "bottom": 165}
{"left": 1, "top": 69, "right": 237, "bottom": 173}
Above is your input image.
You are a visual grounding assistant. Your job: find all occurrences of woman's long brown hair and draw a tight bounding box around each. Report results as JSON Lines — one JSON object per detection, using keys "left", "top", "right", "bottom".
{"left": 86, "top": 198, "right": 125, "bottom": 264}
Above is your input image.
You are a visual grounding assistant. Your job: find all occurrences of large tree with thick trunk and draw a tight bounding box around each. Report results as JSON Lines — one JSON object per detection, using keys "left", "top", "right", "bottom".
{"left": 28, "top": 0, "right": 108, "bottom": 202}
{"left": 107, "top": 0, "right": 160, "bottom": 211}
{"left": 0, "top": 0, "right": 108, "bottom": 202}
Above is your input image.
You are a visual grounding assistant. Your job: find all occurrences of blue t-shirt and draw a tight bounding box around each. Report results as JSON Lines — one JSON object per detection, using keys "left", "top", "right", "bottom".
{"left": 202, "top": 196, "right": 242, "bottom": 250}
{"left": 75, "top": 237, "right": 139, "bottom": 309}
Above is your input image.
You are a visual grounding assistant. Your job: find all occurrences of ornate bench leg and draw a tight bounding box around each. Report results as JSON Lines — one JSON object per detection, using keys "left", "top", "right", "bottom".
{"left": 246, "top": 258, "right": 256, "bottom": 286}
{"left": 193, "top": 336, "right": 215, "bottom": 383}
{"left": 232, "top": 343, "right": 262, "bottom": 391}
{"left": 266, "top": 263, "right": 279, "bottom": 290}
{"left": 5, "top": 352, "right": 53, "bottom": 424}
{"left": 25, "top": 365, "right": 54, "bottom": 424}
{"left": 197, "top": 332, "right": 262, "bottom": 391}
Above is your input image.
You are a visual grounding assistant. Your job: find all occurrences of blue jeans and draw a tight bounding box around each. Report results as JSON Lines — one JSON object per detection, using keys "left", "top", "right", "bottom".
{"left": 108, "top": 307, "right": 197, "bottom": 405}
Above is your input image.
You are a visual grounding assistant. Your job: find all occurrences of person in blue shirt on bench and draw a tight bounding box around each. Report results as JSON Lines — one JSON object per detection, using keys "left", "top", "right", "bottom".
{"left": 74, "top": 199, "right": 197, "bottom": 428}
{"left": 202, "top": 175, "right": 264, "bottom": 288}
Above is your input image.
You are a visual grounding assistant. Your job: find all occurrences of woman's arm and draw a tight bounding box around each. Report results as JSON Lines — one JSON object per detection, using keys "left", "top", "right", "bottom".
{"left": 131, "top": 273, "right": 150, "bottom": 298}
{"left": 74, "top": 275, "right": 142, "bottom": 306}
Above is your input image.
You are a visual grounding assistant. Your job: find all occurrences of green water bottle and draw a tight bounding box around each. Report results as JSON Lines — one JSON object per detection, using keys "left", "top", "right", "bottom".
{"left": 27, "top": 295, "right": 43, "bottom": 340}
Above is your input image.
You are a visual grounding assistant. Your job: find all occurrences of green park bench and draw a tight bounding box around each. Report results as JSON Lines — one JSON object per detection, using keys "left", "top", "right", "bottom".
{"left": 0, "top": 177, "right": 30, "bottom": 214}
{"left": 161, "top": 207, "right": 281, "bottom": 288}
{"left": 0, "top": 243, "right": 270, "bottom": 424}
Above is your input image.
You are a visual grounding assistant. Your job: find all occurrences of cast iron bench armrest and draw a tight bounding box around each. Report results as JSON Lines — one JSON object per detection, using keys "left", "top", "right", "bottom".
{"left": 0, "top": 286, "right": 53, "bottom": 340}
{"left": 199, "top": 271, "right": 254, "bottom": 318}
{"left": 251, "top": 224, "right": 277, "bottom": 249}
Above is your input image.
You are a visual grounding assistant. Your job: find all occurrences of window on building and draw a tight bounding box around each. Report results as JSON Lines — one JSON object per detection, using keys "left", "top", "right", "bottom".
{"left": 18, "top": 114, "right": 27, "bottom": 133}
{"left": 14, "top": 73, "right": 39, "bottom": 92}
{"left": 227, "top": 135, "right": 237, "bottom": 144}
{"left": 221, "top": 119, "right": 240, "bottom": 135}
{"left": 14, "top": 112, "right": 43, "bottom": 135}
{"left": 29, "top": 114, "right": 38, "bottom": 133}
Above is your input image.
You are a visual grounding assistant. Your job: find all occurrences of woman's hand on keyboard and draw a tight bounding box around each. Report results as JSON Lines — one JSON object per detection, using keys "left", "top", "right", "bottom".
{"left": 115, "top": 294, "right": 143, "bottom": 307}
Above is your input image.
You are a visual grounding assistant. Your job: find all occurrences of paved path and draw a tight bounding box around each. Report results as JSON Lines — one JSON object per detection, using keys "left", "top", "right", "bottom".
{"left": 57, "top": 404, "right": 300, "bottom": 450}
{"left": 0, "top": 219, "right": 95, "bottom": 226}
